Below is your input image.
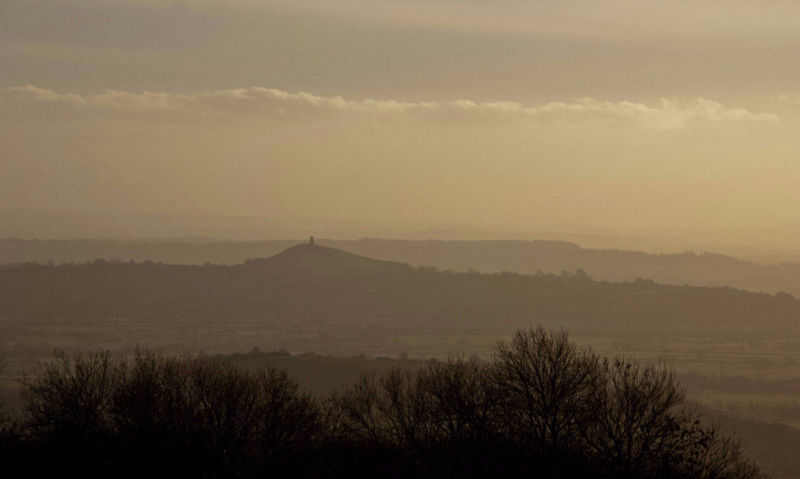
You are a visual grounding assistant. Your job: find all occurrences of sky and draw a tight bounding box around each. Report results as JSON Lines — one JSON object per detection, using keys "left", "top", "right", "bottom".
{"left": 2, "top": 0, "right": 800, "bottom": 247}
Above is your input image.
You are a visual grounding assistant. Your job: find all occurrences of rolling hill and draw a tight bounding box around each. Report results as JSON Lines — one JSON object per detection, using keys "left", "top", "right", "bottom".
{"left": 2, "top": 243, "right": 800, "bottom": 363}
{"left": 3, "top": 238, "right": 800, "bottom": 297}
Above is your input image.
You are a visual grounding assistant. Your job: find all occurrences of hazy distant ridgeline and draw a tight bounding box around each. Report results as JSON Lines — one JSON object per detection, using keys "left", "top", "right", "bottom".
{"left": 2, "top": 244, "right": 799, "bottom": 353}
{"left": 3, "top": 238, "right": 800, "bottom": 297}
{"left": 0, "top": 238, "right": 301, "bottom": 266}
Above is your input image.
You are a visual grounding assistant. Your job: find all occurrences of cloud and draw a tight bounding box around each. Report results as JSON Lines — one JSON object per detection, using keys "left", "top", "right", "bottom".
{"left": 4, "top": 85, "right": 780, "bottom": 130}
{"left": 7, "top": 85, "right": 88, "bottom": 108}
{"left": 774, "top": 93, "right": 800, "bottom": 105}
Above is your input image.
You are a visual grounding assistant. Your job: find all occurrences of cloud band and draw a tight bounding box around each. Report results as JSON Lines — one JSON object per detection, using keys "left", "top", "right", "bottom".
{"left": 5, "top": 85, "right": 780, "bottom": 130}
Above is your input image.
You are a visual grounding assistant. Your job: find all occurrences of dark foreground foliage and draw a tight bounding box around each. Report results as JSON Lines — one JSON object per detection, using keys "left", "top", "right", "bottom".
{"left": 0, "top": 328, "right": 762, "bottom": 479}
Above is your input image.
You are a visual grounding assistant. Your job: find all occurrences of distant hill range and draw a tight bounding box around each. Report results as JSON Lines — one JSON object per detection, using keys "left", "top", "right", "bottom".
{"left": 3, "top": 243, "right": 800, "bottom": 361}
{"left": 3, "top": 238, "right": 800, "bottom": 296}
{"left": 4, "top": 243, "right": 800, "bottom": 477}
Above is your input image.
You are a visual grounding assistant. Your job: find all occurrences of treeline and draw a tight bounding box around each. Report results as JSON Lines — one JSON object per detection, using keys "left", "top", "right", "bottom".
{"left": 0, "top": 328, "right": 760, "bottom": 478}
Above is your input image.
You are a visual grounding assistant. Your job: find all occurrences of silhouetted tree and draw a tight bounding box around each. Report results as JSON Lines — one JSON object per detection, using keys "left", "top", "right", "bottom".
{"left": 415, "top": 356, "right": 507, "bottom": 477}
{"left": 583, "top": 359, "right": 693, "bottom": 476}
{"left": 254, "top": 366, "right": 320, "bottom": 469}
{"left": 417, "top": 357, "right": 499, "bottom": 447}
{"left": 0, "top": 353, "right": 12, "bottom": 432}
{"left": 492, "top": 327, "right": 603, "bottom": 466}
{"left": 0, "top": 353, "right": 7, "bottom": 422}
{"left": 8, "top": 331, "right": 765, "bottom": 479}
{"left": 21, "top": 350, "right": 116, "bottom": 439}
{"left": 334, "top": 368, "right": 426, "bottom": 451}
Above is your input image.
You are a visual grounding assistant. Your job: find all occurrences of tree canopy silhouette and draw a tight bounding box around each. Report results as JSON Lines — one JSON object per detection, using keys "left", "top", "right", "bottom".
{"left": 1, "top": 328, "right": 762, "bottom": 479}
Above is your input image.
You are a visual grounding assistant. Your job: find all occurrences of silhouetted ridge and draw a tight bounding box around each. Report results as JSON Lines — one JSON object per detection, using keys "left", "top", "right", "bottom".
{"left": 5, "top": 245, "right": 800, "bottom": 355}
{"left": 8, "top": 238, "right": 800, "bottom": 297}
{"left": 254, "top": 243, "right": 413, "bottom": 274}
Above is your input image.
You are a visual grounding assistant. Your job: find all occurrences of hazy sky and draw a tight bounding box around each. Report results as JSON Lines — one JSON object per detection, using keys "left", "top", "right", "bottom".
{"left": 2, "top": 0, "right": 800, "bottom": 240}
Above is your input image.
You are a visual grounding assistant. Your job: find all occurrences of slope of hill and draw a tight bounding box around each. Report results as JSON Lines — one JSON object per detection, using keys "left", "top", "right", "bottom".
{"left": 256, "top": 243, "right": 413, "bottom": 274}
{"left": 3, "top": 238, "right": 800, "bottom": 296}
{"left": 3, "top": 243, "right": 800, "bottom": 365}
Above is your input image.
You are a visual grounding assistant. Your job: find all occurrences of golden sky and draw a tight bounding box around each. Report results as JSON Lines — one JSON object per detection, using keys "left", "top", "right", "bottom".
{"left": 2, "top": 0, "right": 800, "bottom": 245}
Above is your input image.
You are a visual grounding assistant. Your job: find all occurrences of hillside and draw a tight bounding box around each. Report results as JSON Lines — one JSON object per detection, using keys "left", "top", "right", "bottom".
{"left": 257, "top": 243, "right": 413, "bottom": 274}
{"left": 3, "top": 243, "right": 800, "bottom": 366}
{"left": 3, "top": 238, "right": 800, "bottom": 296}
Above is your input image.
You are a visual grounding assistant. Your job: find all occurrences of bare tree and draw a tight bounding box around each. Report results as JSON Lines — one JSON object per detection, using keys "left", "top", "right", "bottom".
{"left": 254, "top": 367, "right": 320, "bottom": 462}
{"left": 416, "top": 356, "right": 499, "bottom": 448}
{"left": 492, "top": 327, "right": 603, "bottom": 461}
{"left": 668, "top": 423, "right": 762, "bottom": 479}
{"left": 582, "top": 359, "right": 689, "bottom": 476}
{"left": 0, "top": 353, "right": 8, "bottom": 426}
{"left": 334, "top": 368, "right": 427, "bottom": 451}
{"left": 10, "top": 332, "right": 765, "bottom": 479}
{"left": 21, "top": 350, "right": 116, "bottom": 438}
{"left": 112, "top": 349, "right": 196, "bottom": 441}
